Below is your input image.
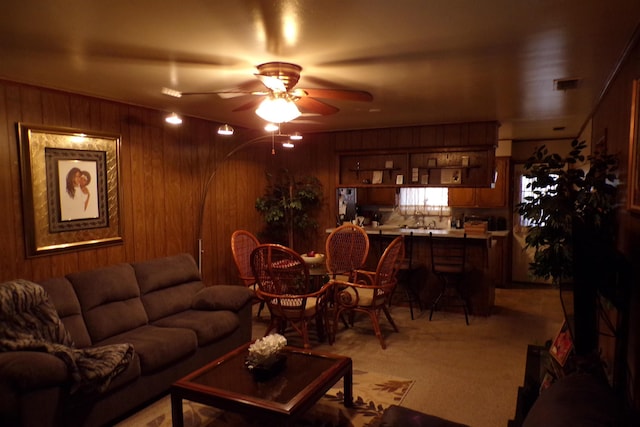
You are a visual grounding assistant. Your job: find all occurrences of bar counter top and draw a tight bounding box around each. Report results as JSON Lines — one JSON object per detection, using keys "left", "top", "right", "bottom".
{"left": 325, "top": 224, "right": 510, "bottom": 316}
{"left": 325, "top": 226, "right": 510, "bottom": 239}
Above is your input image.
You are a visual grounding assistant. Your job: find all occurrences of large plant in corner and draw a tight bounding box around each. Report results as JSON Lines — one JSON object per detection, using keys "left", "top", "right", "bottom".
{"left": 255, "top": 169, "right": 323, "bottom": 249}
{"left": 516, "top": 138, "right": 619, "bottom": 354}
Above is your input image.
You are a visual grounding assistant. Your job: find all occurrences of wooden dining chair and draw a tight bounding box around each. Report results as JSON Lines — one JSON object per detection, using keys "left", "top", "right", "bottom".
{"left": 230, "top": 230, "right": 264, "bottom": 316}
{"left": 332, "top": 235, "right": 404, "bottom": 349}
{"left": 250, "top": 243, "right": 332, "bottom": 349}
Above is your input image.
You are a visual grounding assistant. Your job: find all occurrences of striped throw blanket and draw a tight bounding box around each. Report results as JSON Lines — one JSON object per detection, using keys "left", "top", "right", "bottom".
{"left": 0, "top": 279, "right": 134, "bottom": 393}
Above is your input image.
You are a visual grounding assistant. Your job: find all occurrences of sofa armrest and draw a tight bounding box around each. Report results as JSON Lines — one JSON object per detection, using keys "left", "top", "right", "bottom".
{"left": 192, "top": 285, "right": 253, "bottom": 311}
{"left": 0, "top": 352, "right": 69, "bottom": 391}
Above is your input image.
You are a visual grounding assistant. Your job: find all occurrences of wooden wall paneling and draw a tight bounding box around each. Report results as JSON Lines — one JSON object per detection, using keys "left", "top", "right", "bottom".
{"left": 198, "top": 125, "right": 217, "bottom": 284}
{"left": 220, "top": 140, "right": 242, "bottom": 282}
{"left": 163, "top": 124, "right": 186, "bottom": 257}
{"left": 5, "top": 84, "right": 30, "bottom": 280}
{"left": 19, "top": 85, "right": 53, "bottom": 282}
{"left": 418, "top": 124, "right": 443, "bottom": 147}
{"left": 0, "top": 83, "right": 18, "bottom": 280}
{"left": 42, "top": 91, "right": 71, "bottom": 127}
{"left": 127, "top": 107, "right": 147, "bottom": 261}
{"left": 110, "top": 103, "right": 131, "bottom": 266}
{"left": 468, "top": 121, "right": 491, "bottom": 145}
{"left": 203, "top": 131, "right": 233, "bottom": 283}
{"left": 443, "top": 123, "right": 464, "bottom": 146}
{"left": 149, "top": 111, "right": 166, "bottom": 259}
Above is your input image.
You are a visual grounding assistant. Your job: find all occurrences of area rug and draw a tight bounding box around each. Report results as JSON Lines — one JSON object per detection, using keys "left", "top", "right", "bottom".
{"left": 116, "top": 369, "right": 414, "bottom": 427}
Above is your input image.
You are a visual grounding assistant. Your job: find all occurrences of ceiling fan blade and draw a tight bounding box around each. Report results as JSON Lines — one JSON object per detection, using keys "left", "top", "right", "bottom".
{"left": 300, "top": 88, "right": 373, "bottom": 102}
{"left": 256, "top": 74, "right": 287, "bottom": 92}
{"left": 164, "top": 79, "right": 267, "bottom": 99}
{"left": 295, "top": 97, "right": 339, "bottom": 115}
{"left": 181, "top": 90, "right": 267, "bottom": 99}
{"left": 232, "top": 98, "right": 263, "bottom": 112}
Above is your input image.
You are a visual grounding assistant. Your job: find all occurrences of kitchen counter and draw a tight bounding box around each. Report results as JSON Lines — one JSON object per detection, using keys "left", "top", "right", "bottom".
{"left": 325, "top": 225, "right": 510, "bottom": 316}
{"left": 325, "top": 226, "right": 510, "bottom": 239}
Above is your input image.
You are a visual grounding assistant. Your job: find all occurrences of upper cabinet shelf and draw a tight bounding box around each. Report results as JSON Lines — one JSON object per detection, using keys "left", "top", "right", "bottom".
{"left": 338, "top": 145, "right": 496, "bottom": 188}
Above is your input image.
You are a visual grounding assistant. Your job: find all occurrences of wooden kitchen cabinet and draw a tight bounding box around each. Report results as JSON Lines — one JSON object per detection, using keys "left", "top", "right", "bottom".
{"left": 488, "top": 235, "right": 510, "bottom": 288}
{"left": 357, "top": 187, "right": 397, "bottom": 206}
{"left": 448, "top": 157, "right": 509, "bottom": 207}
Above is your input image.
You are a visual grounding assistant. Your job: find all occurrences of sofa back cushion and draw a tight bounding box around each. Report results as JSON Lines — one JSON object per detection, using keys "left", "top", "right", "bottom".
{"left": 67, "top": 263, "right": 148, "bottom": 343}
{"left": 133, "top": 253, "right": 204, "bottom": 322}
{"left": 39, "top": 277, "right": 92, "bottom": 348}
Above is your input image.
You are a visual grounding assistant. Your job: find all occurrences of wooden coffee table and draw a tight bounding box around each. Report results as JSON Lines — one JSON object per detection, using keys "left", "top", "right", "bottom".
{"left": 170, "top": 343, "right": 353, "bottom": 427}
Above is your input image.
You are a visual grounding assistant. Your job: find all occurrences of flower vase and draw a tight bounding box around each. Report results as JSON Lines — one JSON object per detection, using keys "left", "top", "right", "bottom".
{"left": 245, "top": 353, "right": 287, "bottom": 381}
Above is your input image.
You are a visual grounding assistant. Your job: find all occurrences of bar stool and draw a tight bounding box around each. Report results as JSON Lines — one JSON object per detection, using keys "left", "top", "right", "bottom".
{"left": 428, "top": 232, "right": 469, "bottom": 325}
{"left": 380, "top": 230, "right": 423, "bottom": 319}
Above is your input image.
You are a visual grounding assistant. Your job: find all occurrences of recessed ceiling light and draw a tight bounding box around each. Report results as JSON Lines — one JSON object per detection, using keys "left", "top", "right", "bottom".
{"left": 552, "top": 126, "right": 566, "bottom": 131}
{"left": 165, "top": 113, "right": 182, "bottom": 125}
{"left": 217, "top": 124, "right": 234, "bottom": 135}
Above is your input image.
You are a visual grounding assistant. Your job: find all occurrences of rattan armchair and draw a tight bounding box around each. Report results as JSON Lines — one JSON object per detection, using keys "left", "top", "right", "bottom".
{"left": 250, "top": 244, "right": 332, "bottom": 349}
{"left": 231, "top": 230, "right": 264, "bottom": 316}
{"left": 332, "top": 235, "right": 404, "bottom": 349}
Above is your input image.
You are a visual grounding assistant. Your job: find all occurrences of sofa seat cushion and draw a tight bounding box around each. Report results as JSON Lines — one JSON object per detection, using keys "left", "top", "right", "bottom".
{"left": 152, "top": 310, "right": 240, "bottom": 346}
{"left": 191, "top": 285, "right": 254, "bottom": 311}
{"left": 67, "top": 263, "right": 148, "bottom": 343}
{"left": 96, "top": 325, "right": 197, "bottom": 374}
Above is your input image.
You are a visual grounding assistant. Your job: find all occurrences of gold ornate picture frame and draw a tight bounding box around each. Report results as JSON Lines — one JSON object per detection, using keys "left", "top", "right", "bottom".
{"left": 628, "top": 78, "right": 640, "bottom": 213}
{"left": 17, "top": 123, "right": 123, "bottom": 256}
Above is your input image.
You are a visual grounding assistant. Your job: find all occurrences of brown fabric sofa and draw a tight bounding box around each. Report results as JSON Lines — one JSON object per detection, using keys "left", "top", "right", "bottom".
{"left": 0, "top": 253, "right": 253, "bottom": 427}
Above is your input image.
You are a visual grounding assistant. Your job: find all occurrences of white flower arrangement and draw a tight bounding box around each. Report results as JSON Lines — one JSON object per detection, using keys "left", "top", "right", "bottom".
{"left": 246, "top": 333, "right": 287, "bottom": 369}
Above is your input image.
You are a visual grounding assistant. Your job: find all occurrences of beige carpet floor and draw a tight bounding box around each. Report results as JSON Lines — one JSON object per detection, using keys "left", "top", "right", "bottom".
{"left": 252, "top": 285, "right": 564, "bottom": 427}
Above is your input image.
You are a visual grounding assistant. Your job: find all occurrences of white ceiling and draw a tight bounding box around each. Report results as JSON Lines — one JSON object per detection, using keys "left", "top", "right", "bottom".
{"left": 1, "top": 1, "right": 639, "bottom": 141}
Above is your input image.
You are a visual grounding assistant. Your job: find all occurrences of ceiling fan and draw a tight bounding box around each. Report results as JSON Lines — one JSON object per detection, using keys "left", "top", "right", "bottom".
{"left": 162, "top": 62, "right": 373, "bottom": 121}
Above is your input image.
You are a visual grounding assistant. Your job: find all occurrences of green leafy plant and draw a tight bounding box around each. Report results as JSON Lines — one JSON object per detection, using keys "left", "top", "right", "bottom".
{"left": 516, "top": 139, "right": 618, "bottom": 284}
{"left": 255, "top": 170, "right": 323, "bottom": 248}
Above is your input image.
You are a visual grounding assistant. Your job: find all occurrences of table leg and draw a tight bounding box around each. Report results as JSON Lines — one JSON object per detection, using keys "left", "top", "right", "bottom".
{"left": 343, "top": 365, "right": 353, "bottom": 407}
{"left": 170, "top": 393, "right": 184, "bottom": 427}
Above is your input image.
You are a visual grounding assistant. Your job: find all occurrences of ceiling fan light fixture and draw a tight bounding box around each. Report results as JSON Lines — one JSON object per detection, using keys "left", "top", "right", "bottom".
{"left": 255, "top": 95, "right": 301, "bottom": 123}
{"left": 264, "top": 123, "right": 279, "bottom": 132}
{"left": 217, "top": 124, "right": 234, "bottom": 135}
{"left": 165, "top": 113, "right": 183, "bottom": 125}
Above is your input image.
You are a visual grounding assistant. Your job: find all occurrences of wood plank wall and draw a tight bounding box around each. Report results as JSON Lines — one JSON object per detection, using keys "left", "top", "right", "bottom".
{"left": 0, "top": 79, "right": 497, "bottom": 288}
{"left": 590, "top": 39, "right": 640, "bottom": 410}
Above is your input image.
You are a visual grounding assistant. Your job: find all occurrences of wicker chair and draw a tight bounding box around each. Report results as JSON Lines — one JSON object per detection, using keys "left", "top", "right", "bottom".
{"left": 250, "top": 244, "right": 332, "bottom": 349}
{"left": 333, "top": 235, "right": 404, "bottom": 349}
{"left": 325, "top": 224, "right": 370, "bottom": 282}
{"left": 231, "top": 230, "right": 264, "bottom": 315}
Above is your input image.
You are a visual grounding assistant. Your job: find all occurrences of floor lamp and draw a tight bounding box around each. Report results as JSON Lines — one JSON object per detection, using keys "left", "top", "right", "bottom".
{"left": 196, "top": 132, "right": 292, "bottom": 273}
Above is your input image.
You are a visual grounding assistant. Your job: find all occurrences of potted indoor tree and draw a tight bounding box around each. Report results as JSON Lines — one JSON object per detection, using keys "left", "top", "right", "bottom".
{"left": 516, "top": 138, "right": 619, "bottom": 354}
{"left": 255, "top": 169, "right": 323, "bottom": 249}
